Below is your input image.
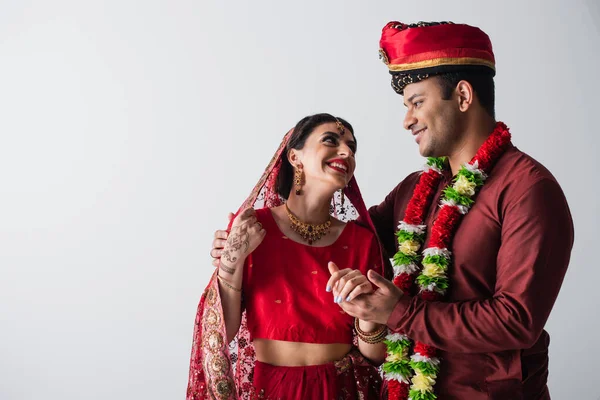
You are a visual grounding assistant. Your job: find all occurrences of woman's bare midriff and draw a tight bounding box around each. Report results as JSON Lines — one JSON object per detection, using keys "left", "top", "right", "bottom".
{"left": 253, "top": 338, "right": 352, "bottom": 366}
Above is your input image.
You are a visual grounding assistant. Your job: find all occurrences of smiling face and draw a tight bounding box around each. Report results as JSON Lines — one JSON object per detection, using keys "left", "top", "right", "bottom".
{"left": 289, "top": 122, "right": 357, "bottom": 192}
{"left": 402, "top": 77, "right": 463, "bottom": 157}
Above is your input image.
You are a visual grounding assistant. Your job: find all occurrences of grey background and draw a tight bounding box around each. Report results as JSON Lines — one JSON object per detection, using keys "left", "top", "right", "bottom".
{"left": 0, "top": 0, "right": 598, "bottom": 399}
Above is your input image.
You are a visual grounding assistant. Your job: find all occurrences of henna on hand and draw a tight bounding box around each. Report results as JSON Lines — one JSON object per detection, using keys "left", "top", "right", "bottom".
{"left": 221, "top": 247, "right": 238, "bottom": 265}
{"left": 221, "top": 223, "right": 251, "bottom": 268}
{"left": 226, "top": 225, "right": 250, "bottom": 254}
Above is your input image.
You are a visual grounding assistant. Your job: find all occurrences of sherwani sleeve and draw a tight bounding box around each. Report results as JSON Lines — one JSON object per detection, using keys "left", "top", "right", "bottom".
{"left": 386, "top": 177, "right": 574, "bottom": 353}
{"left": 367, "top": 172, "right": 420, "bottom": 258}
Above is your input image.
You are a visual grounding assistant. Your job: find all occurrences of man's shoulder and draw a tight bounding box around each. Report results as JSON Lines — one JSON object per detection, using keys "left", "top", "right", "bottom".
{"left": 496, "top": 146, "right": 558, "bottom": 185}
{"left": 491, "top": 146, "right": 567, "bottom": 207}
{"left": 389, "top": 170, "right": 423, "bottom": 194}
{"left": 367, "top": 170, "right": 423, "bottom": 220}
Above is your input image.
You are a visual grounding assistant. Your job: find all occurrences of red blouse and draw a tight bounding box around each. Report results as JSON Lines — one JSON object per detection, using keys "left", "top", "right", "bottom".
{"left": 242, "top": 207, "right": 383, "bottom": 345}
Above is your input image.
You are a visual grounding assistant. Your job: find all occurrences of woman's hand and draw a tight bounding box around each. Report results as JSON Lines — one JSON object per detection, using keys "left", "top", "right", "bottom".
{"left": 219, "top": 208, "right": 266, "bottom": 274}
{"left": 326, "top": 262, "right": 374, "bottom": 303}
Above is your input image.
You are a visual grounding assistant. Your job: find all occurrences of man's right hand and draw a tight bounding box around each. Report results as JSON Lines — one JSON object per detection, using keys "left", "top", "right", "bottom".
{"left": 211, "top": 212, "right": 233, "bottom": 268}
{"left": 335, "top": 270, "right": 403, "bottom": 326}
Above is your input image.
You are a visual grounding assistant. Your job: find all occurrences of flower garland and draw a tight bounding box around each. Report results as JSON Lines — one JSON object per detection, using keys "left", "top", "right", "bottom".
{"left": 383, "top": 122, "right": 512, "bottom": 400}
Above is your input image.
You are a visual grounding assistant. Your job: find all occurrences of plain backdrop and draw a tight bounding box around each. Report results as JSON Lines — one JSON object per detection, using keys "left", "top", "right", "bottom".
{"left": 1, "top": 1, "right": 598, "bottom": 399}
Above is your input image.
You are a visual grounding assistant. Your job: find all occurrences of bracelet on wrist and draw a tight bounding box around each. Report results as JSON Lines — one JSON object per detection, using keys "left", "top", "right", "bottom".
{"left": 354, "top": 318, "right": 387, "bottom": 344}
{"left": 217, "top": 274, "right": 242, "bottom": 293}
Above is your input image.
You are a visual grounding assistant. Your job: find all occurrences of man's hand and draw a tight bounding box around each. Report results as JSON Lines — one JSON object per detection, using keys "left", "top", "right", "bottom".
{"left": 336, "top": 269, "right": 403, "bottom": 326}
{"left": 210, "top": 212, "right": 234, "bottom": 268}
{"left": 326, "top": 262, "right": 373, "bottom": 303}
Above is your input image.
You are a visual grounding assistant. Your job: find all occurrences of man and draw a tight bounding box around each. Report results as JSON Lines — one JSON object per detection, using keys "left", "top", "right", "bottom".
{"left": 211, "top": 21, "right": 573, "bottom": 399}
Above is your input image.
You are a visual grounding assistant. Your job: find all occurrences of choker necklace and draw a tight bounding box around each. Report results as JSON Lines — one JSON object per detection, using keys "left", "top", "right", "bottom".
{"left": 284, "top": 204, "right": 331, "bottom": 245}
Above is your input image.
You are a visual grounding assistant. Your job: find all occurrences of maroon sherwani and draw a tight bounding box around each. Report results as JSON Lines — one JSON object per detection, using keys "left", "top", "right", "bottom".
{"left": 369, "top": 145, "right": 574, "bottom": 400}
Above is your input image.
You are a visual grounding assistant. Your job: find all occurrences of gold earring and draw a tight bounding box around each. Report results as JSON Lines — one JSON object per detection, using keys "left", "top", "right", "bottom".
{"left": 294, "top": 168, "right": 303, "bottom": 195}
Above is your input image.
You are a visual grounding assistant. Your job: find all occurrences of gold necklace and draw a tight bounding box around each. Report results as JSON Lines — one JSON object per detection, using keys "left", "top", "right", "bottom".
{"left": 284, "top": 204, "right": 331, "bottom": 245}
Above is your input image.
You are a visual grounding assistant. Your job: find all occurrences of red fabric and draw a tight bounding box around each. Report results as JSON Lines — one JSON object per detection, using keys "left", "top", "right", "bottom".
{"left": 251, "top": 350, "right": 381, "bottom": 400}
{"left": 371, "top": 144, "right": 573, "bottom": 399}
{"left": 187, "top": 125, "right": 391, "bottom": 399}
{"left": 379, "top": 22, "right": 495, "bottom": 67}
{"left": 243, "top": 207, "right": 384, "bottom": 344}
{"left": 419, "top": 290, "right": 442, "bottom": 301}
{"left": 251, "top": 361, "right": 340, "bottom": 399}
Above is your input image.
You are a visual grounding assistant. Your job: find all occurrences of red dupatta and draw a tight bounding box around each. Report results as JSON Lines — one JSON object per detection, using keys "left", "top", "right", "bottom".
{"left": 186, "top": 127, "right": 391, "bottom": 399}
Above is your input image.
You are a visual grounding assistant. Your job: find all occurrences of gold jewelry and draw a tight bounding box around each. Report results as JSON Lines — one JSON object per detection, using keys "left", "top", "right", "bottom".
{"left": 285, "top": 204, "right": 331, "bottom": 245}
{"left": 354, "top": 318, "right": 388, "bottom": 344}
{"left": 294, "top": 167, "right": 303, "bottom": 195}
{"left": 219, "top": 262, "right": 236, "bottom": 275}
{"left": 217, "top": 274, "right": 242, "bottom": 293}
{"left": 335, "top": 118, "right": 345, "bottom": 136}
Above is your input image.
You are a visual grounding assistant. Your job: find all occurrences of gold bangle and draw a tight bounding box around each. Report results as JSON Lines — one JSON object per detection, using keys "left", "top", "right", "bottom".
{"left": 357, "top": 328, "right": 387, "bottom": 344}
{"left": 354, "top": 318, "right": 387, "bottom": 344}
{"left": 217, "top": 274, "right": 242, "bottom": 293}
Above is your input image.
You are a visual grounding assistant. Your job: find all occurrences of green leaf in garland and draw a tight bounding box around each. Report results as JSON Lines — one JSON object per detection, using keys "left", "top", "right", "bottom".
{"left": 427, "top": 157, "right": 446, "bottom": 171}
{"left": 409, "top": 389, "right": 438, "bottom": 400}
{"left": 421, "top": 255, "right": 450, "bottom": 268}
{"left": 384, "top": 338, "right": 412, "bottom": 352}
{"left": 393, "top": 251, "right": 420, "bottom": 266}
{"left": 396, "top": 230, "right": 424, "bottom": 244}
{"left": 456, "top": 167, "right": 485, "bottom": 186}
{"left": 416, "top": 275, "right": 449, "bottom": 290}
{"left": 383, "top": 360, "right": 412, "bottom": 377}
{"left": 443, "top": 186, "right": 474, "bottom": 207}
{"left": 410, "top": 360, "right": 441, "bottom": 376}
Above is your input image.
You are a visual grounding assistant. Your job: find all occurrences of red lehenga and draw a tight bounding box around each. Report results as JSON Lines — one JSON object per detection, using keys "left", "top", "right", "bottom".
{"left": 186, "top": 128, "right": 391, "bottom": 400}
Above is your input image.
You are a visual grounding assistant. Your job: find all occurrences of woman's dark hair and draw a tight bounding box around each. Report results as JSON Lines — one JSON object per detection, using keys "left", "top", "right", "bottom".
{"left": 276, "top": 113, "right": 355, "bottom": 199}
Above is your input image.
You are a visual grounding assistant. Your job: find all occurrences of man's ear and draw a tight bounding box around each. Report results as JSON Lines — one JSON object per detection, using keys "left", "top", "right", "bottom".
{"left": 456, "top": 80, "right": 474, "bottom": 112}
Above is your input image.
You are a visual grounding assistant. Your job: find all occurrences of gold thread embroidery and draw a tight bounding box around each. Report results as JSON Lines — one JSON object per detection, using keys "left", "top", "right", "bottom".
{"left": 387, "top": 56, "right": 495, "bottom": 72}
{"left": 379, "top": 48, "right": 389, "bottom": 65}
{"left": 206, "top": 309, "right": 220, "bottom": 327}
{"left": 205, "top": 330, "right": 224, "bottom": 353}
{"left": 210, "top": 355, "right": 230, "bottom": 374}
{"left": 215, "top": 379, "right": 233, "bottom": 397}
{"left": 206, "top": 287, "right": 217, "bottom": 306}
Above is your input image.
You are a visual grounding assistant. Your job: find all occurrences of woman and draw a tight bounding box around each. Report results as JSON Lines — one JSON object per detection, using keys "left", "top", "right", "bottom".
{"left": 187, "top": 114, "right": 390, "bottom": 399}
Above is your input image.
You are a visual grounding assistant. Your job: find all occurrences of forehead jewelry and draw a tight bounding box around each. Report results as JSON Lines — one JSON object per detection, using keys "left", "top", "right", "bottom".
{"left": 335, "top": 119, "right": 345, "bottom": 136}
